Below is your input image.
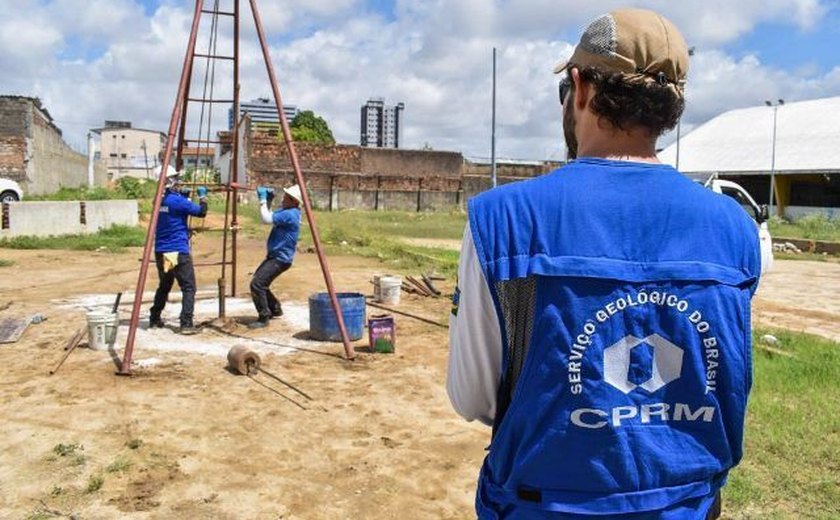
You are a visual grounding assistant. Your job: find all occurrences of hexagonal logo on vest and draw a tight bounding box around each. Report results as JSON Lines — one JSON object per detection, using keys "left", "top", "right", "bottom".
{"left": 603, "top": 334, "right": 684, "bottom": 394}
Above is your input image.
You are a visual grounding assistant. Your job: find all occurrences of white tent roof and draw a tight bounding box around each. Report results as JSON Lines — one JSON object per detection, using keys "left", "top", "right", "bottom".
{"left": 659, "top": 96, "right": 840, "bottom": 175}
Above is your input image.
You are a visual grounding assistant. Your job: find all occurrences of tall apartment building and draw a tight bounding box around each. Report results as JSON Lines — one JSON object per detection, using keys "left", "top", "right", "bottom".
{"left": 360, "top": 98, "right": 404, "bottom": 148}
{"left": 229, "top": 98, "right": 299, "bottom": 133}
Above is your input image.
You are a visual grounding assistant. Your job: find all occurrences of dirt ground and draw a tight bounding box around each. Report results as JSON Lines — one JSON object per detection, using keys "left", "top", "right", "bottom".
{"left": 1, "top": 229, "right": 838, "bottom": 519}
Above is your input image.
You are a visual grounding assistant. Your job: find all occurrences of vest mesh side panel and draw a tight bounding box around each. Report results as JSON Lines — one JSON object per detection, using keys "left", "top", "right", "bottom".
{"left": 579, "top": 14, "right": 617, "bottom": 56}
{"left": 493, "top": 276, "right": 537, "bottom": 434}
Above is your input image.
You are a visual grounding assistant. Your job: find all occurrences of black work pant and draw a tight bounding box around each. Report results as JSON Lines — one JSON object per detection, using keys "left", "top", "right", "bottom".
{"left": 150, "top": 252, "right": 196, "bottom": 327}
{"left": 250, "top": 257, "right": 291, "bottom": 320}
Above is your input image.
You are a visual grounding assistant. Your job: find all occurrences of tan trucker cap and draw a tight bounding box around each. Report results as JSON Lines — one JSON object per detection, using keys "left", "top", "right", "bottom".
{"left": 554, "top": 8, "right": 689, "bottom": 85}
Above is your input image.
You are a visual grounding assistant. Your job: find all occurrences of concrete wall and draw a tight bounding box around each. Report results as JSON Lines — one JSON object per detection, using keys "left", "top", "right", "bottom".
{"left": 0, "top": 97, "right": 106, "bottom": 196}
{"left": 784, "top": 206, "right": 840, "bottom": 221}
{"left": 0, "top": 200, "right": 138, "bottom": 238}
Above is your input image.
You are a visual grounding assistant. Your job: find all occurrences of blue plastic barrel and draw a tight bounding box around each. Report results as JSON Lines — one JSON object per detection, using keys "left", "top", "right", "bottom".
{"left": 308, "top": 292, "right": 365, "bottom": 341}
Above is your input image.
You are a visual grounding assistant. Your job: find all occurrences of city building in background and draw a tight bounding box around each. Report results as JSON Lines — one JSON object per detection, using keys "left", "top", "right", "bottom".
{"left": 230, "top": 98, "right": 299, "bottom": 134}
{"left": 92, "top": 121, "right": 165, "bottom": 180}
{"left": 361, "top": 98, "right": 404, "bottom": 148}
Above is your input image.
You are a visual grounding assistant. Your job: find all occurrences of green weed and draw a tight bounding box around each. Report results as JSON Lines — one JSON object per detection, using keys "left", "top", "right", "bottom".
{"left": 85, "top": 474, "right": 104, "bottom": 493}
{"left": 52, "top": 443, "right": 83, "bottom": 457}
{"left": 125, "top": 438, "right": 143, "bottom": 450}
{"left": 106, "top": 456, "right": 133, "bottom": 473}
{"left": 0, "top": 225, "right": 145, "bottom": 252}
{"left": 770, "top": 214, "right": 840, "bottom": 242}
{"left": 724, "top": 329, "right": 840, "bottom": 517}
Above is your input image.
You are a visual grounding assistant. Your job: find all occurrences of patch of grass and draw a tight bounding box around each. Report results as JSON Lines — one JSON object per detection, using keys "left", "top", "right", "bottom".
{"left": 0, "top": 259, "right": 13, "bottom": 267}
{"left": 52, "top": 443, "right": 83, "bottom": 457}
{"left": 770, "top": 214, "right": 840, "bottom": 242}
{"left": 28, "top": 177, "right": 159, "bottom": 202}
{"left": 724, "top": 329, "right": 840, "bottom": 518}
{"left": 85, "top": 474, "right": 104, "bottom": 493}
{"left": 125, "top": 438, "right": 143, "bottom": 450}
{"left": 316, "top": 225, "right": 461, "bottom": 277}
{"left": 305, "top": 209, "right": 467, "bottom": 241}
{"left": 106, "top": 456, "right": 133, "bottom": 473}
{"left": 0, "top": 224, "right": 145, "bottom": 252}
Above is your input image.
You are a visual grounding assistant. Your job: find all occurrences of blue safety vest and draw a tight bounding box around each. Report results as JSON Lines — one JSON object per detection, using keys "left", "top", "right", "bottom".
{"left": 155, "top": 191, "right": 205, "bottom": 254}
{"left": 468, "top": 158, "right": 760, "bottom": 519}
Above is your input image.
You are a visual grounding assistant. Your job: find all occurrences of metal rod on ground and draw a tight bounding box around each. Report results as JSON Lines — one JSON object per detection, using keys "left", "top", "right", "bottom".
{"left": 247, "top": 375, "right": 308, "bottom": 410}
{"left": 249, "top": 0, "right": 354, "bottom": 360}
{"left": 120, "top": 0, "right": 207, "bottom": 376}
{"left": 50, "top": 328, "right": 87, "bottom": 375}
{"left": 366, "top": 301, "right": 448, "bottom": 328}
{"left": 255, "top": 366, "right": 312, "bottom": 400}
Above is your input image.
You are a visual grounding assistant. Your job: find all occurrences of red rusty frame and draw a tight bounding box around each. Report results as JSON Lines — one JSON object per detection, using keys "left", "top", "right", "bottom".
{"left": 248, "top": 0, "right": 354, "bottom": 360}
{"left": 119, "top": 0, "right": 207, "bottom": 375}
{"left": 120, "top": 0, "right": 354, "bottom": 375}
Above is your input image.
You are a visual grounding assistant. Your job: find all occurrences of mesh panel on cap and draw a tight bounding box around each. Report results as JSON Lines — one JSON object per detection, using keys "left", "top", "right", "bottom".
{"left": 579, "top": 14, "right": 617, "bottom": 56}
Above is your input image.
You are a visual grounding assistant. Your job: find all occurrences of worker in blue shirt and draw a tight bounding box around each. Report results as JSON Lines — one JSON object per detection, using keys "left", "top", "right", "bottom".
{"left": 248, "top": 184, "right": 302, "bottom": 329}
{"left": 149, "top": 166, "right": 208, "bottom": 335}
{"left": 448, "top": 8, "right": 763, "bottom": 520}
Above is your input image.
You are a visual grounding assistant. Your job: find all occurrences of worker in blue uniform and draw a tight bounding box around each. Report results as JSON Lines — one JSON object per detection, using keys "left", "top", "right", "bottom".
{"left": 248, "top": 184, "right": 302, "bottom": 329}
{"left": 149, "top": 166, "right": 208, "bottom": 335}
{"left": 448, "top": 8, "right": 763, "bottom": 520}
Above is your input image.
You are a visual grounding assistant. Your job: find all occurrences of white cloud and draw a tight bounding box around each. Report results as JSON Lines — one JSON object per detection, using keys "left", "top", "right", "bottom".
{"left": 1, "top": 0, "right": 838, "bottom": 158}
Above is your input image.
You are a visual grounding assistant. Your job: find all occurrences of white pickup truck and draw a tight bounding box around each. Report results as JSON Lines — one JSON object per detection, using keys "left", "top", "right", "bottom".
{"left": 698, "top": 174, "right": 774, "bottom": 273}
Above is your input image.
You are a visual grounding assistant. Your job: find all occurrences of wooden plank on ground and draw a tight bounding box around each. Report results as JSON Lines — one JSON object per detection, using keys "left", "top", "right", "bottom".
{"left": 0, "top": 317, "right": 31, "bottom": 344}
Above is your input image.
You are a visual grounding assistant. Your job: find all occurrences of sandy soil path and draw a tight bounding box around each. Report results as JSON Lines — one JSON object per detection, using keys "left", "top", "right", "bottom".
{"left": 0, "top": 232, "right": 484, "bottom": 519}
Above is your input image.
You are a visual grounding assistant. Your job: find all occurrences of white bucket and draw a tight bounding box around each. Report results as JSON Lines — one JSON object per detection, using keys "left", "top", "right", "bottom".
{"left": 377, "top": 275, "right": 402, "bottom": 305}
{"left": 86, "top": 311, "right": 119, "bottom": 351}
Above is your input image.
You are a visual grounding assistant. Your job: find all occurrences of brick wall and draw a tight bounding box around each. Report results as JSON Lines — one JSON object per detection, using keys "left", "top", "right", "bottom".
{"left": 0, "top": 98, "right": 29, "bottom": 183}
{"left": 246, "top": 139, "right": 561, "bottom": 212}
{"left": 0, "top": 96, "right": 102, "bottom": 195}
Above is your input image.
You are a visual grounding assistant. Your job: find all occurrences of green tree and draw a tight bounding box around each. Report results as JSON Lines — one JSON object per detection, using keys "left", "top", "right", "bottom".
{"left": 289, "top": 110, "right": 335, "bottom": 144}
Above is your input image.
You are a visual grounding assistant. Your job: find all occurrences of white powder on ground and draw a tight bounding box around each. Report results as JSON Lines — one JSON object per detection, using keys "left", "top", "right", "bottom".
{"left": 61, "top": 294, "right": 327, "bottom": 360}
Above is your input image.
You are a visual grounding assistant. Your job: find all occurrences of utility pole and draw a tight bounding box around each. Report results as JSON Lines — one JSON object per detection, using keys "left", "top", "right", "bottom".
{"left": 491, "top": 47, "right": 497, "bottom": 188}
{"left": 765, "top": 99, "right": 784, "bottom": 217}
{"left": 141, "top": 140, "right": 150, "bottom": 179}
{"left": 87, "top": 132, "right": 95, "bottom": 187}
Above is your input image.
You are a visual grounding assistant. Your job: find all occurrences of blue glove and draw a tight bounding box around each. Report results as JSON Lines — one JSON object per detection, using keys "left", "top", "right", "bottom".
{"left": 197, "top": 186, "right": 208, "bottom": 199}
{"left": 256, "top": 186, "right": 268, "bottom": 202}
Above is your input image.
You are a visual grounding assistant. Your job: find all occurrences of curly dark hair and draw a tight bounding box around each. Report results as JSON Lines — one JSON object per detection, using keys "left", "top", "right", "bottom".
{"left": 572, "top": 66, "right": 685, "bottom": 137}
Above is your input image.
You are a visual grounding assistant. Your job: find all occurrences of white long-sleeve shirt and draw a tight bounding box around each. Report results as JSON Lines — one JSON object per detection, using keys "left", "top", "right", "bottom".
{"left": 447, "top": 223, "right": 503, "bottom": 426}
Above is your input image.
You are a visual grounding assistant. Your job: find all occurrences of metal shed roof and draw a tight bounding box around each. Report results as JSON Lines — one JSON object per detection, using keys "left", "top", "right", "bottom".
{"left": 659, "top": 96, "right": 840, "bottom": 175}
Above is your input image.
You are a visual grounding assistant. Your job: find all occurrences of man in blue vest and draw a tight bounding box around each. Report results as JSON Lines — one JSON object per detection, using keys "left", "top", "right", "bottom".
{"left": 448, "top": 8, "right": 762, "bottom": 520}
{"left": 248, "top": 184, "right": 302, "bottom": 330}
{"left": 149, "top": 166, "right": 208, "bottom": 335}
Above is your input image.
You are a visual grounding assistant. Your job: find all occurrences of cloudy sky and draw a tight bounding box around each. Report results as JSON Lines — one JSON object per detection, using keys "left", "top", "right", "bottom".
{"left": 2, "top": 0, "right": 839, "bottom": 161}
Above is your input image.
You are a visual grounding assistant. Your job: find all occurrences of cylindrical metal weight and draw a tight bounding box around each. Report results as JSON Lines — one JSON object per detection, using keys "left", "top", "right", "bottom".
{"left": 227, "top": 345, "right": 261, "bottom": 375}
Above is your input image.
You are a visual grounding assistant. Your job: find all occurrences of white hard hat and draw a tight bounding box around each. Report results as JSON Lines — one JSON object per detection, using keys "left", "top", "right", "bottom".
{"left": 153, "top": 164, "right": 179, "bottom": 180}
{"left": 283, "top": 184, "right": 303, "bottom": 205}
